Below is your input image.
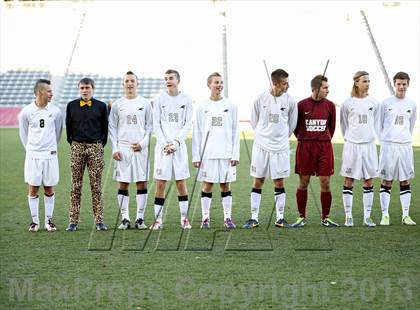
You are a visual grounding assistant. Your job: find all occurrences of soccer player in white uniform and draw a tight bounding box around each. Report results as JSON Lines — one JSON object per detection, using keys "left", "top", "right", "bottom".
{"left": 340, "top": 71, "right": 381, "bottom": 227}
{"left": 379, "top": 72, "right": 417, "bottom": 226}
{"left": 18, "top": 79, "right": 63, "bottom": 232}
{"left": 243, "top": 69, "right": 297, "bottom": 229}
{"left": 109, "top": 71, "right": 153, "bottom": 230}
{"left": 151, "top": 69, "right": 193, "bottom": 230}
{"left": 192, "top": 72, "right": 240, "bottom": 229}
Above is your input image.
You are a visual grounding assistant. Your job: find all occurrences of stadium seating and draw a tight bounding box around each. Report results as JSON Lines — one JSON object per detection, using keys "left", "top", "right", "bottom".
{"left": 0, "top": 70, "right": 50, "bottom": 106}
{"left": 56, "top": 73, "right": 165, "bottom": 106}
{"left": 0, "top": 70, "right": 165, "bottom": 107}
{"left": 0, "top": 69, "right": 165, "bottom": 127}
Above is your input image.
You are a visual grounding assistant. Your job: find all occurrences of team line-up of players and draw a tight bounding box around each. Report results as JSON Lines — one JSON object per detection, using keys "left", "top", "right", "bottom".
{"left": 18, "top": 68, "right": 416, "bottom": 232}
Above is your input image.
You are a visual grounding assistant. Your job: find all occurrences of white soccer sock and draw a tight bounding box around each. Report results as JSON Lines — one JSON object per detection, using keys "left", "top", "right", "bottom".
{"left": 342, "top": 186, "right": 353, "bottom": 218}
{"left": 379, "top": 185, "right": 391, "bottom": 217}
{"left": 154, "top": 204, "right": 163, "bottom": 222}
{"left": 178, "top": 198, "right": 189, "bottom": 219}
{"left": 117, "top": 194, "right": 130, "bottom": 221}
{"left": 201, "top": 196, "right": 212, "bottom": 220}
{"left": 363, "top": 186, "right": 374, "bottom": 219}
{"left": 250, "top": 191, "right": 261, "bottom": 221}
{"left": 44, "top": 194, "right": 55, "bottom": 223}
{"left": 275, "top": 190, "right": 286, "bottom": 221}
{"left": 28, "top": 195, "right": 39, "bottom": 224}
{"left": 400, "top": 185, "right": 411, "bottom": 217}
{"left": 136, "top": 193, "right": 147, "bottom": 220}
{"left": 222, "top": 193, "right": 232, "bottom": 221}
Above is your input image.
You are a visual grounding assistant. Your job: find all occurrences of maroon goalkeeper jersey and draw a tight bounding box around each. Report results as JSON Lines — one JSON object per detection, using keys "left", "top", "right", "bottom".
{"left": 293, "top": 96, "right": 336, "bottom": 141}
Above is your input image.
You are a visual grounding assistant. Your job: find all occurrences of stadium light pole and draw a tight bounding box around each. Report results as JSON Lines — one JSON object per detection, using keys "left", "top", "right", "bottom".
{"left": 211, "top": 0, "right": 229, "bottom": 98}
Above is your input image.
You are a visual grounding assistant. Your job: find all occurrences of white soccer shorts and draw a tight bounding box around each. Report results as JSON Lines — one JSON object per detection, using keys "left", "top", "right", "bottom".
{"left": 153, "top": 143, "right": 190, "bottom": 181}
{"left": 340, "top": 141, "right": 378, "bottom": 179}
{"left": 113, "top": 147, "right": 149, "bottom": 183}
{"left": 250, "top": 143, "right": 290, "bottom": 179}
{"left": 24, "top": 155, "right": 59, "bottom": 186}
{"left": 198, "top": 159, "right": 236, "bottom": 183}
{"left": 379, "top": 143, "right": 414, "bottom": 181}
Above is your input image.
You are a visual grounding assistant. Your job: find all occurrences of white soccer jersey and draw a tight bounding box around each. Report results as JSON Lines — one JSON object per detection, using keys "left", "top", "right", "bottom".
{"left": 108, "top": 96, "right": 153, "bottom": 153}
{"left": 192, "top": 98, "right": 240, "bottom": 162}
{"left": 153, "top": 92, "right": 193, "bottom": 146}
{"left": 251, "top": 90, "right": 297, "bottom": 152}
{"left": 380, "top": 96, "right": 417, "bottom": 144}
{"left": 340, "top": 96, "right": 381, "bottom": 143}
{"left": 18, "top": 102, "right": 63, "bottom": 158}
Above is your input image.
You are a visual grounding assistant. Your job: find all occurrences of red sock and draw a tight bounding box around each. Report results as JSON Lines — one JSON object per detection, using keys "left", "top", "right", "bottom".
{"left": 321, "top": 191, "right": 332, "bottom": 220}
{"left": 296, "top": 188, "right": 307, "bottom": 218}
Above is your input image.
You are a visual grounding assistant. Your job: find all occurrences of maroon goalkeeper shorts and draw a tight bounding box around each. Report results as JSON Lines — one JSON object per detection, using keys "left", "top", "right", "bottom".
{"left": 295, "top": 140, "right": 334, "bottom": 176}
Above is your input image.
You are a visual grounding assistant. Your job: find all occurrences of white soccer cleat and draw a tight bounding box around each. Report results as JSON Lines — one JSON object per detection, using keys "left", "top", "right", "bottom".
{"left": 402, "top": 216, "right": 416, "bottom": 225}
{"left": 118, "top": 218, "right": 130, "bottom": 230}
{"left": 149, "top": 220, "right": 162, "bottom": 230}
{"left": 134, "top": 218, "right": 147, "bottom": 230}
{"left": 363, "top": 217, "right": 376, "bottom": 227}
{"left": 45, "top": 219, "right": 57, "bottom": 232}
{"left": 344, "top": 217, "right": 354, "bottom": 227}
{"left": 181, "top": 217, "right": 192, "bottom": 229}
{"left": 29, "top": 222, "right": 39, "bottom": 232}
{"left": 380, "top": 215, "right": 390, "bottom": 226}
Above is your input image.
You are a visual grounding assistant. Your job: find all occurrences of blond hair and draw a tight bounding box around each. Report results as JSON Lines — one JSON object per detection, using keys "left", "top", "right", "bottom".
{"left": 207, "top": 72, "right": 222, "bottom": 85}
{"left": 351, "top": 71, "right": 369, "bottom": 97}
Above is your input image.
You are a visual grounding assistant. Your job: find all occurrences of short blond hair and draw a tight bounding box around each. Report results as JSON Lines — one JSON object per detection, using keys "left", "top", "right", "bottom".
{"left": 207, "top": 72, "right": 222, "bottom": 85}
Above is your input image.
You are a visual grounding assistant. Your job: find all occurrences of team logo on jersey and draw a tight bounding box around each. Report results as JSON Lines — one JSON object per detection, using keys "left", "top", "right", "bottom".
{"left": 224, "top": 109, "right": 229, "bottom": 112}
{"left": 204, "top": 110, "right": 209, "bottom": 113}
{"left": 388, "top": 108, "right": 392, "bottom": 111}
{"left": 368, "top": 107, "right": 373, "bottom": 111}
{"left": 49, "top": 114, "right": 52, "bottom": 118}
{"left": 180, "top": 105, "right": 185, "bottom": 109}
{"left": 304, "top": 111, "right": 310, "bottom": 114}
{"left": 263, "top": 105, "right": 267, "bottom": 108}
{"left": 407, "top": 109, "right": 411, "bottom": 113}
{"left": 280, "top": 107, "right": 285, "bottom": 111}
{"left": 138, "top": 107, "right": 144, "bottom": 111}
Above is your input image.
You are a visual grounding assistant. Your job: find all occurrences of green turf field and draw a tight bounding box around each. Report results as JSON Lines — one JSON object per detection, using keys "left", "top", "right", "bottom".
{"left": 0, "top": 128, "right": 419, "bottom": 309}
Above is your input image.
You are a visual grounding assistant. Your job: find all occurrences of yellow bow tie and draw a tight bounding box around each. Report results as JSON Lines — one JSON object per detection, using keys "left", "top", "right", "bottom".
{"left": 80, "top": 100, "right": 92, "bottom": 107}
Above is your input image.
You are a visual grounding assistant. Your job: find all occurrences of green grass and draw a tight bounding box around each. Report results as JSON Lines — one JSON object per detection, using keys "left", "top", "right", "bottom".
{"left": 0, "top": 128, "right": 419, "bottom": 309}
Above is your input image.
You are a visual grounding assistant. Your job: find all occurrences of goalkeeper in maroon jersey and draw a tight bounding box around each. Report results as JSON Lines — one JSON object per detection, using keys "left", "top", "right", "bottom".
{"left": 292, "top": 75, "right": 339, "bottom": 228}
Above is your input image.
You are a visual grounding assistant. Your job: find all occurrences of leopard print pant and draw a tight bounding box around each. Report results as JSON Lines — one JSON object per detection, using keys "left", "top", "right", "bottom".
{"left": 69, "top": 142, "right": 104, "bottom": 224}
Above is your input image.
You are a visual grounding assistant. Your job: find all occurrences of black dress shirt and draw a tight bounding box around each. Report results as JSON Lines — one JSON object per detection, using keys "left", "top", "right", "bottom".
{"left": 66, "top": 98, "right": 108, "bottom": 146}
